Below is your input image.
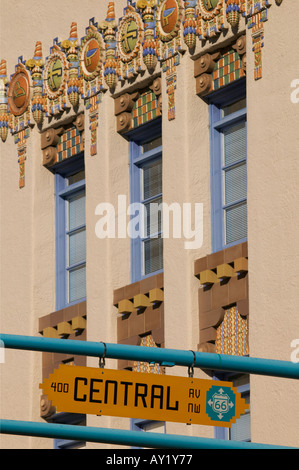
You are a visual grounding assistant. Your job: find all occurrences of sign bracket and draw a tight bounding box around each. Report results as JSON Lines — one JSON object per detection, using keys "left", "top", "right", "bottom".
{"left": 98, "top": 341, "right": 106, "bottom": 368}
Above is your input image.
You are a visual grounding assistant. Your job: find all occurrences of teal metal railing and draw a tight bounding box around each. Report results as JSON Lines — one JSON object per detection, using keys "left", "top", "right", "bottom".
{"left": 0, "top": 333, "right": 298, "bottom": 449}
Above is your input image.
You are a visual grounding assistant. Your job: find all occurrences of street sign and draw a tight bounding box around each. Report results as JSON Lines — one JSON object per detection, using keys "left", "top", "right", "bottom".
{"left": 40, "top": 365, "right": 248, "bottom": 427}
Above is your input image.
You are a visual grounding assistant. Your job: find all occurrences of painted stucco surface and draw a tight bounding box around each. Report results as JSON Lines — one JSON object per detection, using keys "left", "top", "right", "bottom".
{"left": 0, "top": 0, "right": 298, "bottom": 449}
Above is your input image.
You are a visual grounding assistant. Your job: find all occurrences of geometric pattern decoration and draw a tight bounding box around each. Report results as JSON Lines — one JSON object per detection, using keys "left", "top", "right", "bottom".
{"left": 216, "top": 305, "right": 249, "bottom": 356}
{"left": 79, "top": 18, "right": 106, "bottom": 156}
{"left": 194, "top": 242, "right": 249, "bottom": 356}
{"left": 0, "top": 60, "right": 10, "bottom": 144}
{"left": 195, "top": 35, "right": 246, "bottom": 97}
{"left": 116, "top": 2, "right": 144, "bottom": 80}
{"left": 7, "top": 58, "right": 32, "bottom": 188}
{"left": 57, "top": 125, "right": 84, "bottom": 163}
{"left": 133, "top": 334, "right": 163, "bottom": 374}
{"left": 1, "top": 0, "right": 282, "bottom": 178}
{"left": 212, "top": 47, "right": 246, "bottom": 91}
{"left": 156, "top": 0, "right": 185, "bottom": 120}
{"left": 114, "top": 77, "right": 162, "bottom": 134}
{"left": 132, "top": 90, "right": 162, "bottom": 129}
{"left": 197, "top": 0, "right": 225, "bottom": 39}
{"left": 38, "top": 301, "right": 87, "bottom": 421}
{"left": 245, "top": 0, "right": 270, "bottom": 80}
{"left": 113, "top": 272, "right": 164, "bottom": 371}
{"left": 43, "top": 42, "right": 69, "bottom": 117}
{"left": 41, "top": 114, "right": 84, "bottom": 169}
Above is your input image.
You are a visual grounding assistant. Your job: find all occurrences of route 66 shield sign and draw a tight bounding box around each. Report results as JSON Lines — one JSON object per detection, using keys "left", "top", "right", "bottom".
{"left": 206, "top": 386, "right": 236, "bottom": 422}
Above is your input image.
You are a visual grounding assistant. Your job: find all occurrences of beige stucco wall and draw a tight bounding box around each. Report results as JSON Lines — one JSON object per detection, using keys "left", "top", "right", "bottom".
{"left": 0, "top": 0, "right": 298, "bottom": 450}
{"left": 246, "top": 1, "right": 299, "bottom": 447}
{"left": 0, "top": 0, "right": 116, "bottom": 449}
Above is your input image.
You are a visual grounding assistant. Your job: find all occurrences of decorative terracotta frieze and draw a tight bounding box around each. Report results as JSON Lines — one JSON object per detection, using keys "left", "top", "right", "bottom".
{"left": 0, "top": 60, "right": 9, "bottom": 143}
{"left": 0, "top": 0, "right": 284, "bottom": 178}
{"left": 113, "top": 273, "right": 164, "bottom": 370}
{"left": 194, "top": 34, "right": 246, "bottom": 97}
{"left": 114, "top": 77, "right": 162, "bottom": 134}
{"left": 194, "top": 242, "right": 249, "bottom": 355}
{"left": 245, "top": 0, "right": 271, "bottom": 80}
{"left": 41, "top": 113, "right": 84, "bottom": 168}
{"left": 7, "top": 58, "right": 33, "bottom": 188}
{"left": 38, "top": 301, "right": 87, "bottom": 420}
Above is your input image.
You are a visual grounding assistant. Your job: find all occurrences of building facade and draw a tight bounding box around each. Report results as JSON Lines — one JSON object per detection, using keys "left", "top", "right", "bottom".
{"left": 0, "top": 0, "right": 298, "bottom": 449}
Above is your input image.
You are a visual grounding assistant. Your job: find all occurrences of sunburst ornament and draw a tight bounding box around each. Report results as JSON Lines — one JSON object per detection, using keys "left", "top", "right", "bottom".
{"left": 116, "top": 3, "right": 144, "bottom": 80}
{"left": 43, "top": 42, "right": 68, "bottom": 116}
{"left": 197, "top": 0, "right": 225, "bottom": 39}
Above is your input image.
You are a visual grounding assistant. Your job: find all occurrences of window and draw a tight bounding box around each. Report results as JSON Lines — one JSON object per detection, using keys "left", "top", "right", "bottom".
{"left": 214, "top": 373, "right": 250, "bottom": 442}
{"left": 131, "top": 418, "right": 165, "bottom": 449}
{"left": 129, "top": 121, "right": 163, "bottom": 283}
{"left": 55, "top": 156, "right": 86, "bottom": 310}
{"left": 52, "top": 413, "right": 86, "bottom": 449}
{"left": 209, "top": 82, "right": 247, "bottom": 253}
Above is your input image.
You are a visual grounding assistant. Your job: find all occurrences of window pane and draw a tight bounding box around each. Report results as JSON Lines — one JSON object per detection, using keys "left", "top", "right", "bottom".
{"left": 230, "top": 395, "right": 250, "bottom": 441}
{"left": 144, "top": 236, "right": 163, "bottom": 275}
{"left": 225, "top": 202, "right": 247, "bottom": 244}
{"left": 69, "top": 229, "right": 86, "bottom": 266}
{"left": 69, "top": 265, "right": 86, "bottom": 303}
{"left": 142, "top": 136, "right": 162, "bottom": 153}
{"left": 223, "top": 98, "right": 246, "bottom": 117}
{"left": 224, "top": 122, "right": 246, "bottom": 166}
{"left": 225, "top": 162, "right": 247, "bottom": 205}
{"left": 68, "top": 192, "right": 85, "bottom": 230}
{"left": 67, "top": 170, "right": 85, "bottom": 186}
{"left": 144, "top": 196, "right": 162, "bottom": 237}
{"left": 143, "top": 160, "right": 162, "bottom": 200}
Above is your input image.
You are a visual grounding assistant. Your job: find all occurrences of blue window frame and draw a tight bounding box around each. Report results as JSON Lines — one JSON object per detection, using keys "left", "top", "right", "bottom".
{"left": 209, "top": 81, "right": 247, "bottom": 253}
{"left": 128, "top": 120, "right": 163, "bottom": 283}
{"left": 130, "top": 418, "right": 165, "bottom": 449}
{"left": 52, "top": 412, "right": 86, "bottom": 449}
{"left": 54, "top": 155, "right": 86, "bottom": 310}
{"left": 214, "top": 373, "right": 250, "bottom": 442}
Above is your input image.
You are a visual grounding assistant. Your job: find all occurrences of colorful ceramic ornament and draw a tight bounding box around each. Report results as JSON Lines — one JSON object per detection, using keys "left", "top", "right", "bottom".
{"left": 99, "top": 2, "right": 118, "bottom": 90}
{"left": 8, "top": 64, "right": 31, "bottom": 117}
{"left": 25, "top": 41, "right": 45, "bottom": 125}
{"left": 116, "top": 2, "right": 144, "bottom": 80}
{"left": 43, "top": 40, "right": 68, "bottom": 116}
{"left": 8, "top": 58, "right": 32, "bottom": 188}
{"left": 183, "top": 0, "right": 197, "bottom": 50}
{"left": 245, "top": 0, "right": 270, "bottom": 80}
{"left": 197, "top": 0, "right": 225, "bottom": 39}
{"left": 79, "top": 23, "right": 105, "bottom": 83}
{"left": 225, "top": 0, "right": 240, "bottom": 27}
{"left": 156, "top": 0, "right": 184, "bottom": 120}
{"left": 61, "top": 22, "right": 81, "bottom": 108}
{"left": 137, "top": 0, "right": 158, "bottom": 72}
{"left": 0, "top": 60, "right": 9, "bottom": 142}
{"left": 79, "top": 19, "right": 105, "bottom": 156}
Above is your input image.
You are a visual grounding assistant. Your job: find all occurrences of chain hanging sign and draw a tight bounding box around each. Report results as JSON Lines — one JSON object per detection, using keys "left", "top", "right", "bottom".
{"left": 40, "top": 365, "right": 248, "bottom": 427}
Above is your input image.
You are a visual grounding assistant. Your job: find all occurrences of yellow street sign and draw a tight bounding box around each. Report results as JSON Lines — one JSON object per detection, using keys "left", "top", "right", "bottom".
{"left": 40, "top": 365, "right": 249, "bottom": 427}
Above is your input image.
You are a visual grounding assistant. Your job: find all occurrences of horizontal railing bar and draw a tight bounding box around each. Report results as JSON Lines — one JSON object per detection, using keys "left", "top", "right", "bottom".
{"left": 0, "top": 419, "right": 294, "bottom": 449}
{"left": 1, "top": 333, "right": 299, "bottom": 379}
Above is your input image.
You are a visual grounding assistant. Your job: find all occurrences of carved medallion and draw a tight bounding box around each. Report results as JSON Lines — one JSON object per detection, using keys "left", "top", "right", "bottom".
{"left": 44, "top": 47, "right": 68, "bottom": 100}
{"left": 200, "top": 0, "right": 220, "bottom": 14}
{"left": 79, "top": 26, "right": 105, "bottom": 81}
{"left": 197, "top": 0, "right": 224, "bottom": 38}
{"left": 116, "top": 7, "right": 143, "bottom": 63}
{"left": 156, "top": 0, "right": 183, "bottom": 42}
{"left": 199, "top": 0, "right": 221, "bottom": 17}
{"left": 8, "top": 68, "right": 30, "bottom": 116}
